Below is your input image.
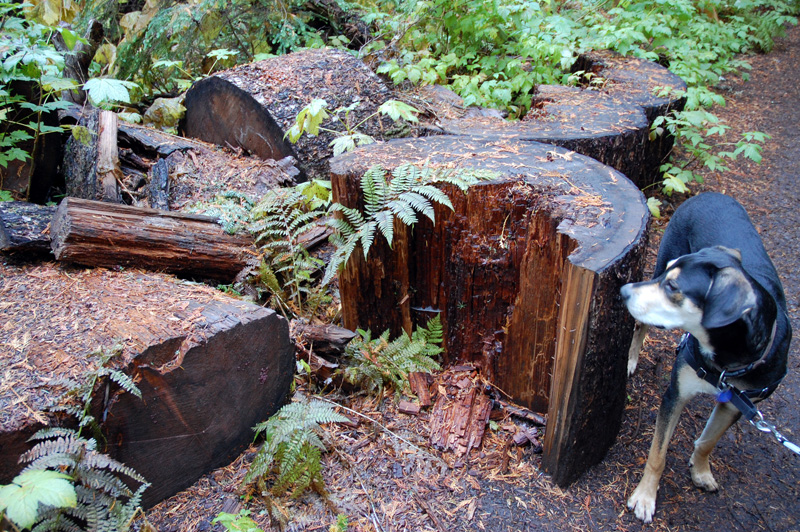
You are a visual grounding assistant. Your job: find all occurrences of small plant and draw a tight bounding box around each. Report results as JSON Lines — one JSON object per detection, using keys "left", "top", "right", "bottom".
{"left": 286, "top": 98, "right": 419, "bottom": 156}
{"left": 0, "top": 345, "right": 150, "bottom": 531}
{"left": 342, "top": 315, "right": 444, "bottom": 396}
{"left": 244, "top": 397, "right": 348, "bottom": 499}
{"left": 213, "top": 509, "right": 264, "bottom": 532}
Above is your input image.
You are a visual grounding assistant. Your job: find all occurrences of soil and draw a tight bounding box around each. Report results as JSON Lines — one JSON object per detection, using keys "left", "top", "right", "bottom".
{"left": 140, "top": 25, "right": 800, "bottom": 532}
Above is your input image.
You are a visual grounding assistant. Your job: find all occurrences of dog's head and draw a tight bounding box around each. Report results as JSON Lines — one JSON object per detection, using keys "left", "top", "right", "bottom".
{"left": 621, "top": 246, "right": 757, "bottom": 338}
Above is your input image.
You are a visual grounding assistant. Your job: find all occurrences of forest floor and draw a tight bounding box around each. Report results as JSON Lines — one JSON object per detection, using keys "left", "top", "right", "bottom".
{"left": 142, "top": 24, "right": 800, "bottom": 532}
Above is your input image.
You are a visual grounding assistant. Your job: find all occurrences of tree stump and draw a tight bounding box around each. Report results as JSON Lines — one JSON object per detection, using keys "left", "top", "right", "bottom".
{"left": 572, "top": 50, "right": 688, "bottom": 183}
{"left": 50, "top": 198, "right": 254, "bottom": 282}
{"left": 437, "top": 85, "right": 651, "bottom": 187}
{"left": 330, "top": 135, "right": 649, "bottom": 486}
{"left": 0, "top": 261, "right": 294, "bottom": 508}
{"left": 181, "top": 48, "right": 397, "bottom": 179}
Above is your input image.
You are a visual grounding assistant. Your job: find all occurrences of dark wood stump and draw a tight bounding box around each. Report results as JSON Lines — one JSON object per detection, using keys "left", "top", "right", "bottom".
{"left": 0, "top": 262, "right": 294, "bottom": 508}
{"left": 330, "top": 135, "right": 649, "bottom": 486}
{"left": 437, "top": 85, "right": 651, "bottom": 188}
{"left": 50, "top": 198, "right": 254, "bottom": 282}
{"left": 181, "top": 48, "right": 396, "bottom": 180}
{"left": 572, "top": 50, "right": 688, "bottom": 183}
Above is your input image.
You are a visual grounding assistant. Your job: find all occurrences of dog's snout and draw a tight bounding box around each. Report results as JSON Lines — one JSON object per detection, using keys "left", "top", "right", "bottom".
{"left": 621, "top": 283, "right": 633, "bottom": 301}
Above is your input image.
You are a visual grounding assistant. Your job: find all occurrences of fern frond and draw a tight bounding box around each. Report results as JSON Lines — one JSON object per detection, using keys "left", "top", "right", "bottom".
{"left": 107, "top": 370, "right": 141, "bottom": 399}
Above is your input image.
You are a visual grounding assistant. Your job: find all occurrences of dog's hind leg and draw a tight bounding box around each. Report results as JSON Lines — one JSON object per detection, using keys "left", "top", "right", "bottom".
{"left": 627, "top": 321, "right": 650, "bottom": 376}
{"left": 690, "top": 401, "right": 741, "bottom": 492}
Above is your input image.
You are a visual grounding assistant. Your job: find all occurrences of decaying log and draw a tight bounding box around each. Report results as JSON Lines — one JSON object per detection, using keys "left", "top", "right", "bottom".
{"left": 572, "top": 50, "right": 688, "bottom": 182}
{"left": 438, "top": 85, "right": 652, "bottom": 188}
{"left": 181, "top": 48, "right": 397, "bottom": 179}
{"left": 50, "top": 198, "right": 254, "bottom": 282}
{"left": 63, "top": 108, "right": 102, "bottom": 200}
{"left": 331, "top": 135, "right": 649, "bottom": 486}
{"left": 147, "top": 157, "right": 170, "bottom": 210}
{"left": 0, "top": 201, "right": 55, "bottom": 254}
{"left": 292, "top": 322, "right": 357, "bottom": 357}
{"left": 0, "top": 262, "right": 294, "bottom": 507}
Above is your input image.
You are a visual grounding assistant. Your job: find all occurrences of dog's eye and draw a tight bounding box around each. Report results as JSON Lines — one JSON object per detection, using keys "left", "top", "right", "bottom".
{"left": 664, "top": 279, "right": 679, "bottom": 294}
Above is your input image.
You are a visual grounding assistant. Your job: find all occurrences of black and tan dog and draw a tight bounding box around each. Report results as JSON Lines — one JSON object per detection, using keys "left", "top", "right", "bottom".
{"left": 621, "top": 192, "right": 790, "bottom": 523}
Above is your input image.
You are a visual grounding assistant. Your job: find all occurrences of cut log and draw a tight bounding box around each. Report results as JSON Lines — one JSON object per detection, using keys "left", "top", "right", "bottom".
{"left": 0, "top": 201, "right": 55, "bottom": 254}
{"left": 0, "top": 262, "right": 294, "bottom": 507}
{"left": 50, "top": 197, "right": 254, "bottom": 282}
{"left": 437, "top": 85, "right": 652, "bottom": 188}
{"left": 330, "top": 135, "right": 649, "bottom": 486}
{"left": 181, "top": 48, "right": 397, "bottom": 179}
{"left": 63, "top": 108, "right": 102, "bottom": 200}
{"left": 571, "top": 49, "right": 688, "bottom": 182}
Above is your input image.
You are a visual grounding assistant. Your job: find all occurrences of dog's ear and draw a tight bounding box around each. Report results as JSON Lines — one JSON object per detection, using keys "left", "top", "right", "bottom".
{"left": 714, "top": 246, "right": 743, "bottom": 261}
{"left": 702, "top": 267, "right": 756, "bottom": 328}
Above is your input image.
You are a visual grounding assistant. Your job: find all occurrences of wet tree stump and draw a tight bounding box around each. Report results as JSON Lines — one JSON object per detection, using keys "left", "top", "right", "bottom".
{"left": 330, "top": 135, "right": 649, "bottom": 486}
{"left": 0, "top": 262, "right": 294, "bottom": 507}
{"left": 572, "top": 50, "right": 688, "bottom": 183}
{"left": 181, "top": 48, "right": 396, "bottom": 179}
{"left": 437, "top": 85, "right": 651, "bottom": 187}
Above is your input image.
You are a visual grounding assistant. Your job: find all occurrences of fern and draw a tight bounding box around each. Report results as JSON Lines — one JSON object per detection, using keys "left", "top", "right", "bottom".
{"left": 342, "top": 315, "right": 443, "bottom": 396}
{"left": 323, "top": 165, "right": 496, "bottom": 286}
{"left": 245, "top": 398, "right": 348, "bottom": 498}
{"left": 249, "top": 185, "right": 329, "bottom": 318}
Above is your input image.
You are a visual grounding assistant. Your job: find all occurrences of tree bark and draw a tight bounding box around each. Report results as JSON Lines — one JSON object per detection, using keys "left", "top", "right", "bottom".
{"left": 50, "top": 197, "right": 254, "bottom": 282}
{"left": 97, "top": 111, "right": 122, "bottom": 202}
{"left": 51, "top": 20, "right": 104, "bottom": 105}
{"left": 330, "top": 135, "right": 650, "bottom": 486}
{"left": 0, "top": 261, "right": 294, "bottom": 508}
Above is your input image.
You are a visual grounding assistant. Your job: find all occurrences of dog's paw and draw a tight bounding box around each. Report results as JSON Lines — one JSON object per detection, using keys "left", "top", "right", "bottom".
{"left": 690, "top": 462, "right": 719, "bottom": 492}
{"left": 627, "top": 356, "right": 638, "bottom": 376}
{"left": 627, "top": 486, "right": 657, "bottom": 523}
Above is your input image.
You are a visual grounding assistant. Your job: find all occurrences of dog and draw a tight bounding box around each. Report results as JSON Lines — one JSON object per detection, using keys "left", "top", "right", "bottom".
{"left": 620, "top": 192, "right": 790, "bottom": 523}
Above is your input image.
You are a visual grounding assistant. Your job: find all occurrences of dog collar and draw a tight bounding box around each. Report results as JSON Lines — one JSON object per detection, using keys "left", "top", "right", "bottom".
{"left": 679, "top": 333, "right": 783, "bottom": 421}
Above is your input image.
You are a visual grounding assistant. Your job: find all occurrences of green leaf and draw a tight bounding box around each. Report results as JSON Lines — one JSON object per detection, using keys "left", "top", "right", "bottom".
{"left": 647, "top": 197, "right": 662, "bottom": 218}
{"left": 377, "top": 100, "right": 419, "bottom": 123}
{"left": 84, "top": 78, "right": 137, "bottom": 105}
{"left": 0, "top": 470, "right": 77, "bottom": 529}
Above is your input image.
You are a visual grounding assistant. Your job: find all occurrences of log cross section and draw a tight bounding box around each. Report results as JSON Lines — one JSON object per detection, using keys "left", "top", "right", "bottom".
{"left": 331, "top": 135, "right": 650, "bottom": 486}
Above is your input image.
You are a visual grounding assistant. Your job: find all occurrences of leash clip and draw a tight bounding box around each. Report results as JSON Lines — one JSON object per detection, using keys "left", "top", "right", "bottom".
{"left": 749, "top": 412, "right": 800, "bottom": 456}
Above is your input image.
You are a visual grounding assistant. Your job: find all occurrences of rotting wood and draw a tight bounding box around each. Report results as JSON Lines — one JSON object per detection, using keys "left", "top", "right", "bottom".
{"left": 50, "top": 197, "right": 254, "bottom": 282}
{"left": 0, "top": 261, "right": 294, "bottom": 507}
{"left": 0, "top": 201, "right": 55, "bottom": 254}
{"left": 398, "top": 400, "right": 421, "bottom": 416}
{"left": 428, "top": 370, "right": 493, "bottom": 458}
{"left": 181, "top": 48, "right": 399, "bottom": 179}
{"left": 147, "top": 157, "right": 170, "bottom": 210}
{"left": 292, "top": 322, "right": 357, "bottom": 357}
{"left": 437, "top": 85, "right": 652, "bottom": 187}
{"left": 408, "top": 372, "right": 434, "bottom": 407}
{"left": 331, "top": 134, "right": 649, "bottom": 486}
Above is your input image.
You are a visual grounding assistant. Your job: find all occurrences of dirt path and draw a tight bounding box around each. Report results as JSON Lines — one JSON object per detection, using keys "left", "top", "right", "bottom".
{"left": 142, "top": 25, "right": 800, "bottom": 532}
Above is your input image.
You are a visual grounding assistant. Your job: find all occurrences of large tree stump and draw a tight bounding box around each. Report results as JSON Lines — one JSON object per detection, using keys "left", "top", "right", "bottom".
{"left": 0, "top": 261, "right": 294, "bottom": 507}
{"left": 572, "top": 50, "right": 688, "bottom": 182}
{"left": 437, "top": 85, "right": 651, "bottom": 187}
{"left": 50, "top": 197, "right": 254, "bottom": 282}
{"left": 330, "top": 135, "right": 649, "bottom": 486}
{"left": 181, "top": 48, "right": 396, "bottom": 179}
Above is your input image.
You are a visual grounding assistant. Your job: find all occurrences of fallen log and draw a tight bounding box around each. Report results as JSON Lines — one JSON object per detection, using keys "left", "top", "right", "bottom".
{"left": 50, "top": 197, "right": 254, "bottom": 282}
{"left": 0, "top": 201, "right": 55, "bottom": 254}
{"left": 438, "top": 85, "right": 652, "bottom": 188}
{"left": 0, "top": 262, "right": 294, "bottom": 507}
{"left": 292, "top": 322, "right": 357, "bottom": 357}
{"left": 330, "top": 135, "right": 649, "bottom": 486}
{"left": 181, "top": 48, "right": 397, "bottom": 179}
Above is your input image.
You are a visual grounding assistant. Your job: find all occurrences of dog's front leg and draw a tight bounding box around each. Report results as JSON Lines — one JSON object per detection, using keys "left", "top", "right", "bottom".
{"left": 628, "top": 370, "right": 694, "bottom": 523}
{"left": 690, "top": 401, "right": 740, "bottom": 491}
{"left": 627, "top": 321, "right": 650, "bottom": 375}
